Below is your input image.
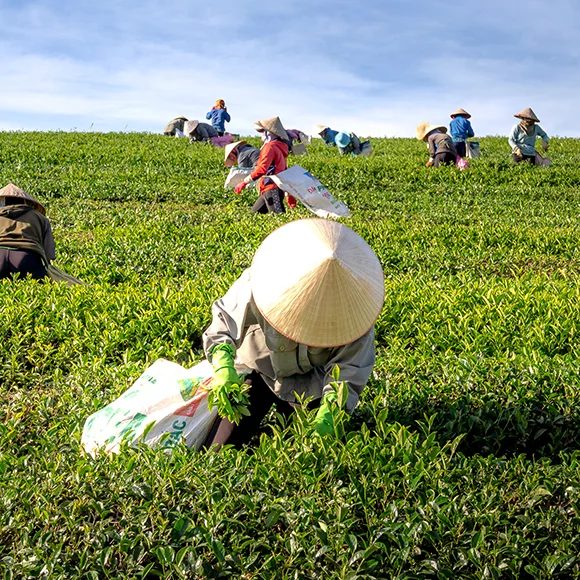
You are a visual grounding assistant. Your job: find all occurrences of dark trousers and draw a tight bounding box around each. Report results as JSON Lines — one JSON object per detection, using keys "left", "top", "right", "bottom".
{"left": 512, "top": 153, "right": 536, "bottom": 164}
{"left": 433, "top": 152, "right": 456, "bottom": 167}
{"left": 251, "top": 188, "right": 285, "bottom": 214}
{"left": 454, "top": 141, "right": 467, "bottom": 158}
{"left": 206, "top": 371, "right": 294, "bottom": 448}
{"left": 0, "top": 249, "right": 47, "bottom": 279}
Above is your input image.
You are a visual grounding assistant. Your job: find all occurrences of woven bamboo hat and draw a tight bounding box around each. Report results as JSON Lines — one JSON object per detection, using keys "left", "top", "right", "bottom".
{"left": 250, "top": 219, "right": 385, "bottom": 347}
{"left": 514, "top": 107, "right": 540, "bottom": 122}
{"left": 224, "top": 140, "right": 246, "bottom": 167}
{"left": 450, "top": 108, "right": 471, "bottom": 119}
{"left": 0, "top": 183, "right": 46, "bottom": 214}
{"left": 184, "top": 119, "right": 199, "bottom": 134}
{"left": 254, "top": 116, "right": 290, "bottom": 142}
{"left": 416, "top": 122, "right": 447, "bottom": 141}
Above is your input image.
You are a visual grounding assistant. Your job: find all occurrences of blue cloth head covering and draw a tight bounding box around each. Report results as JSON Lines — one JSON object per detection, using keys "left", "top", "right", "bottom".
{"left": 335, "top": 132, "right": 351, "bottom": 148}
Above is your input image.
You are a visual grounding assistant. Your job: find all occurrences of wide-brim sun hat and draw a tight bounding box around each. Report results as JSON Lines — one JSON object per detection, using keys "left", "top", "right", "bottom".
{"left": 254, "top": 116, "right": 290, "bottom": 142}
{"left": 335, "top": 132, "right": 351, "bottom": 148}
{"left": 250, "top": 219, "right": 385, "bottom": 348}
{"left": 514, "top": 107, "right": 540, "bottom": 122}
{"left": 450, "top": 108, "right": 471, "bottom": 119}
{"left": 416, "top": 122, "right": 447, "bottom": 141}
{"left": 224, "top": 140, "right": 246, "bottom": 167}
{"left": 315, "top": 124, "right": 330, "bottom": 135}
{"left": 0, "top": 183, "right": 46, "bottom": 214}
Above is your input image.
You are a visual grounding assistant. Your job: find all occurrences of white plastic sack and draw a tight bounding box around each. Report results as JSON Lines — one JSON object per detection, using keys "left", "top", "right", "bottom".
{"left": 81, "top": 359, "right": 217, "bottom": 456}
{"left": 291, "top": 142, "right": 307, "bottom": 156}
{"left": 224, "top": 167, "right": 254, "bottom": 189}
{"left": 535, "top": 152, "right": 552, "bottom": 167}
{"left": 466, "top": 141, "right": 481, "bottom": 159}
{"left": 359, "top": 141, "right": 372, "bottom": 157}
{"left": 271, "top": 165, "right": 351, "bottom": 218}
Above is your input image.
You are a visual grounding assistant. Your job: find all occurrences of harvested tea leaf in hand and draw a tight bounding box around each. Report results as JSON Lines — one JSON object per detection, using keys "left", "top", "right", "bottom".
{"left": 207, "top": 381, "right": 251, "bottom": 425}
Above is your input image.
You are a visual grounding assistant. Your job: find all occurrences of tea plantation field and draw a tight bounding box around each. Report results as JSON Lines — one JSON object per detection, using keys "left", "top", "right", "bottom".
{"left": 0, "top": 132, "right": 578, "bottom": 578}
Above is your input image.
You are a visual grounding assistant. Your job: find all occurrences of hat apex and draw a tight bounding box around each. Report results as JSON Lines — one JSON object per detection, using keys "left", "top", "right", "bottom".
{"left": 250, "top": 219, "right": 384, "bottom": 347}
{"left": 254, "top": 116, "right": 289, "bottom": 142}
{"left": 416, "top": 122, "right": 447, "bottom": 141}
{"left": 224, "top": 140, "right": 246, "bottom": 166}
{"left": 514, "top": 107, "right": 540, "bottom": 122}
{"left": 450, "top": 108, "right": 471, "bottom": 118}
{"left": 0, "top": 183, "right": 46, "bottom": 214}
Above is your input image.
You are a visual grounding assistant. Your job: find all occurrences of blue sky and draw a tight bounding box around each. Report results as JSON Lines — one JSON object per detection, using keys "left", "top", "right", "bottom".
{"left": 1, "top": 0, "right": 579, "bottom": 137}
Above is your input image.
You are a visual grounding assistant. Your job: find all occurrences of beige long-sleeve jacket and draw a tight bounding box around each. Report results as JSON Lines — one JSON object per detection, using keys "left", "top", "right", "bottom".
{"left": 202, "top": 269, "right": 376, "bottom": 412}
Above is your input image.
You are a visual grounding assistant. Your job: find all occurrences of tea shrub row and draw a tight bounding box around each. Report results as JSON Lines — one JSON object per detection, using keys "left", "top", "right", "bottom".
{"left": 0, "top": 132, "right": 578, "bottom": 578}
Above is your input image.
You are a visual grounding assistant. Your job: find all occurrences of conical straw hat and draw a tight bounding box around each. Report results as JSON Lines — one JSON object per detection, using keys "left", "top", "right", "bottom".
{"left": 184, "top": 119, "right": 199, "bottom": 134}
{"left": 514, "top": 107, "right": 540, "bottom": 122}
{"left": 450, "top": 108, "right": 471, "bottom": 118}
{"left": 416, "top": 122, "right": 447, "bottom": 141}
{"left": 250, "top": 219, "right": 385, "bottom": 347}
{"left": 315, "top": 124, "right": 330, "bottom": 135}
{"left": 0, "top": 183, "right": 46, "bottom": 214}
{"left": 254, "top": 116, "right": 290, "bottom": 142}
{"left": 224, "top": 140, "right": 246, "bottom": 166}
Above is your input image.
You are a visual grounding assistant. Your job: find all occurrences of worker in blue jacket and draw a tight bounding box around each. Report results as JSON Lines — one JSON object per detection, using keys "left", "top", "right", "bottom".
{"left": 206, "top": 99, "right": 231, "bottom": 136}
{"left": 449, "top": 108, "right": 475, "bottom": 158}
{"left": 316, "top": 124, "right": 371, "bottom": 156}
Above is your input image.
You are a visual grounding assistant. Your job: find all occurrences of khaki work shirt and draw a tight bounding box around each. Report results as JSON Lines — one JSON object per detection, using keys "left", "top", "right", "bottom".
{"left": 202, "top": 269, "right": 376, "bottom": 412}
{"left": 427, "top": 132, "right": 456, "bottom": 157}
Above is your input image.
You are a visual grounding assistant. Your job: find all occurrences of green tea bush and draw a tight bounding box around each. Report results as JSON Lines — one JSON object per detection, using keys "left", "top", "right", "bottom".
{"left": 0, "top": 132, "right": 578, "bottom": 578}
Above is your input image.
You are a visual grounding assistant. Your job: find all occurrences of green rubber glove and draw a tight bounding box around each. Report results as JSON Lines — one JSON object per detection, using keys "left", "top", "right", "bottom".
{"left": 313, "top": 391, "right": 339, "bottom": 436}
{"left": 208, "top": 343, "right": 250, "bottom": 424}
{"left": 210, "top": 343, "right": 241, "bottom": 388}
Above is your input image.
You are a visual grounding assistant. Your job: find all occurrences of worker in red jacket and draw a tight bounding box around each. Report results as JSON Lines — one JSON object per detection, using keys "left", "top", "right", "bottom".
{"left": 234, "top": 116, "right": 296, "bottom": 213}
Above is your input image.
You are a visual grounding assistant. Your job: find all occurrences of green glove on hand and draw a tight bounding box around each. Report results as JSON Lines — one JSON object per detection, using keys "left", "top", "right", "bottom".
{"left": 208, "top": 343, "right": 251, "bottom": 424}
{"left": 313, "top": 391, "right": 339, "bottom": 436}
{"left": 210, "top": 343, "right": 241, "bottom": 388}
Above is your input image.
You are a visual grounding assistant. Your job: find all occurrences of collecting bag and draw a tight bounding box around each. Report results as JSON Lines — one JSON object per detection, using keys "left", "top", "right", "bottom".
{"left": 81, "top": 359, "right": 217, "bottom": 456}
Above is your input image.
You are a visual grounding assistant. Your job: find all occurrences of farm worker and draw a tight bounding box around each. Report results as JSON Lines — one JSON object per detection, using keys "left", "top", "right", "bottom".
{"left": 508, "top": 107, "right": 549, "bottom": 165}
{"left": 286, "top": 129, "right": 310, "bottom": 155}
{"left": 202, "top": 218, "right": 385, "bottom": 447}
{"left": 184, "top": 120, "right": 218, "bottom": 143}
{"left": 206, "top": 99, "right": 231, "bottom": 136}
{"left": 416, "top": 122, "right": 457, "bottom": 167}
{"left": 224, "top": 141, "right": 260, "bottom": 169}
{"left": 234, "top": 116, "right": 295, "bottom": 214}
{"left": 315, "top": 125, "right": 369, "bottom": 156}
{"left": 316, "top": 124, "right": 339, "bottom": 146}
{"left": 163, "top": 116, "right": 188, "bottom": 137}
{"left": 0, "top": 183, "right": 55, "bottom": 280}
{"left": 224, "top": 141, "right": 261, "bottom": 190}
{"left": 449, "top": 108, "right": 475, "bottom": 158}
